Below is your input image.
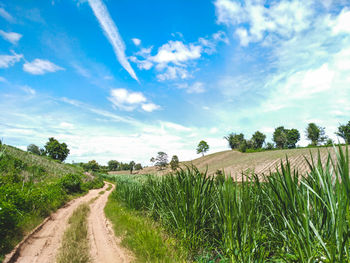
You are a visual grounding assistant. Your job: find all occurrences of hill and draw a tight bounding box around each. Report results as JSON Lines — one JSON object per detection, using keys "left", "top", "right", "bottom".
{"left": 115, "top": 146, "right": 349, "bottom": 178}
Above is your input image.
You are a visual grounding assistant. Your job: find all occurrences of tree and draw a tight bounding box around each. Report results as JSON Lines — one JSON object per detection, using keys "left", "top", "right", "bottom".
{"left": 85, "top": 160, "right": 99, "bottom": 171}
{"left": 134, "top": 163, "right": 143, "bottom": 170}
{"left": 27, "top": 144, "right": 41, "bottom": 155}
{"left": 251, "top": 131, "right": 266, "bottom": 149}
{"left": 108, "top": 160, "right": 119, "bottom": 171}
{"left": 44, "top": 137, "right": 70, "bottom": 161}
{"left": 336, "top": 121, "right": 350, "bottom": 144}
{"left": 153, "top": 152, "right": 168, "bottom": 170}
{"left": 224, "top": 133, "right": 245, "bottom": 150}
{"left": 306, "top": 123, "right": 327, "bottom": 146}
{"left": 273, "top": 127, "right": 300, "bottom": 149}
{"left": 286, "top": 129, "right": 300, "bottom": 148}
{"left": 129, "top": 161, "right": 135, "bottom": 174}
{"left": 266, "top": 142, "right": 274, "bottom": 150}
{"left": 170, "top": 155, "right": 179, "bottom": 171}
{"left": 197, "top": 140, "right": 209, "bottom": 156}
{"left": 273, "top": 126, "right": 288, "bottom": 149}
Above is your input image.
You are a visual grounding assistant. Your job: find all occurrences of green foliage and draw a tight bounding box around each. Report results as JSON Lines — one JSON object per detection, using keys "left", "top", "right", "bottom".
{"left": 110, "top": 146, "right": 350, "bottom": 262}
{"left": 107, "top": 160, "right": 119, "bottom": 171}
{"left": 134, "top": 163, "right": 142, "bottom": 170}
{"left": 224, "top": 133, "right": 245, "bottom": 150}
{"left": 273, "top": 126, "right": 300, "bottom": 149}
{"left": 129, "top": 160, "right": 135, "bottom": 174}
{"left": 84, "top": 160, "right": 100, "bottom": 172}
{"left": 153, "top": 151, "right": 168, "bottom": 170}
{"left": 306, "top": 123, "right": 327, "bottom": 146}
{"left": 60, "top": 173, "right": 83, "bottom": 194}
{"left": 170, "top": 155, "right": 180, "bottom": 171}
{"left": 266, "top": 142, "right": 274, "bottom": 150}
{"left": 336, "top": 120, "right": 350, "bottom": 144}
{"left": 27, "top": 144, "right": 41, "bottom": 155}
{"left": 197, "top": 140, "right": 209, "bottom": 156}
{"left": 251, "top": 131, "right": 266, "bottom": 149}
{"left": 45, "top": 137, "right": 70, "bottom": 162}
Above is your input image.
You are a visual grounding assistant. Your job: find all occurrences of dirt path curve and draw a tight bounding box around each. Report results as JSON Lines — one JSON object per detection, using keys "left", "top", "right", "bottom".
{"left": 88, "top": 184, "right": 132, "bottom": 263}
{"left": 4, "top": 184, "right": 109, "bottom": 263}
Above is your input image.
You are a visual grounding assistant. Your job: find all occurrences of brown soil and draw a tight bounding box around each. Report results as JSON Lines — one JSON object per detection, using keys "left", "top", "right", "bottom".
{"left": 4, "top": 183, "right": 132, "bottom": 263}
{"left": 88, "top": 184, "right": 133, "bottom": 263}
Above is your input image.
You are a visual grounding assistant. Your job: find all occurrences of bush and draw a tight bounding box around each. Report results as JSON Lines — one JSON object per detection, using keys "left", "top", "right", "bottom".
{"left": 60, "top": 173, "right": 83, "bottom": 194}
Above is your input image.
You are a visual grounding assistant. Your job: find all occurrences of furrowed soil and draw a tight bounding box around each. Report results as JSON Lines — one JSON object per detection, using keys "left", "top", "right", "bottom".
{"left": 4, "top": 183, "right": 132, "bottom": 263}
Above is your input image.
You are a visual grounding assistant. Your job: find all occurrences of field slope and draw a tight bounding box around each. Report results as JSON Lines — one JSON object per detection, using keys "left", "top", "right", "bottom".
{"left": 129, "top": 146, "right": 349, "bottom": 177}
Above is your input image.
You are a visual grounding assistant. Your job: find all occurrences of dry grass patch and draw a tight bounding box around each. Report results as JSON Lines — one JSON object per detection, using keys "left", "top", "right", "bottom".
{"left": 56, "top": 203, "right": 90, "bottom": 263}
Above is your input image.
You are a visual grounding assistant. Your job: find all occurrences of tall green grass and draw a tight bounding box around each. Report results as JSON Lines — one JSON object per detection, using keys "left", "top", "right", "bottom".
{"left": 110, "top": 146, "right": 350, "bottom": 262}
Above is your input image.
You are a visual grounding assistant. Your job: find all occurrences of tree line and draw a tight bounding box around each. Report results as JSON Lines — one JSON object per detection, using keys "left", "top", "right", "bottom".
{"left": 223, "top": 121, "right": 350, "bottom": 152}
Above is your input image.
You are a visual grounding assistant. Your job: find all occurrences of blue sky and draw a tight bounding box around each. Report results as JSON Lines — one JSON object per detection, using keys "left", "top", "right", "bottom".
{"left": 0, "top": 0, "right": 349, "bottom": 165}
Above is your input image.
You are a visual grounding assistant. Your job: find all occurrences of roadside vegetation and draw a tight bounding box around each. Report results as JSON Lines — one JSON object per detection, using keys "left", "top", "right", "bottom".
{"left": 0, "top": 142, "right": 104, "bottom": 261}
{"left": 105, "top": 189, "right": 186, "bottom": 262}
{"left": 106, "top": 146, "right": 350, "bottom": 262}
{"left": 57, "top": 203, "right": 90, "bottom": 263}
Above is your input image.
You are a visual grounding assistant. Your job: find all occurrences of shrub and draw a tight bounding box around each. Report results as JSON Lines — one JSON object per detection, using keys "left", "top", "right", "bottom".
{"left": 60, "top": 173, "right": 83, "bottom": 194}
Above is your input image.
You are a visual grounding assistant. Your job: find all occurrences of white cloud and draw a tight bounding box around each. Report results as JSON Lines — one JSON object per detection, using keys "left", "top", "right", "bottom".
{"left": 0, "top": 8, "right": 14, "bottom": 22}
{"left": 132, "top": 38, "right": 141, "bottom": 46}
{"left": 161, "top": 121, "right": 192, "bottom": 132}
{"left": 0, "top": 76, "right": 7, "bottom": 82}
{"left": 0, "top": 30, "right": 22, "bottom": 44}
{"left": 176, "top": 82, "right": 206, "bottom": 94}
{"left": 332, "top": 8, "right": 350, "bottom": 34}
{"left": 87, "top": 0, "right": 138, "bottom": 81}
{"left": 21, "top": 85, "right": 36, "bottom": 95}
{"left": 215, "top": 0, "right": 314, "bottom": 46}
{"left": 0, "top": 52, "right": 23, "bottom": 68}
{"left": 108, "top": 88, "right": 159, "bottom": 112}
{"left": 141, "top": 103, "right": 160, "bottom": 112}
{"left": 131, "top": 31, "right": 228, "bottom": 81}
{"left": 23, "top": 59, "right": 64, "bottom": 75}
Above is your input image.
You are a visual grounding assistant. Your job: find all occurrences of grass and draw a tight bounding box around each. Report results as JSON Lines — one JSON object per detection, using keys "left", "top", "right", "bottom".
{"left": 106, "top": 184, "right": 112, "bottom": 191}
{"left": 0, "top": 144, "right": 104, "bottom": 260}
{"left": 109, "top": 145, "right": 350, "bottom": 262}
{"left": 105, "top": 193, "right": 186, "bottom": 262}
{"left": 56, "top": 203, "right": 90, "bottom": 263}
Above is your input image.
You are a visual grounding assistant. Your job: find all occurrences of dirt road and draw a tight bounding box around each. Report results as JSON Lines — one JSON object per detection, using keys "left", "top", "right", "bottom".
{"left": 88, "top": 184, "right": 132, "bottom": 263}
{"left": 4, "top": 183, "right": 132, "bottom": 263}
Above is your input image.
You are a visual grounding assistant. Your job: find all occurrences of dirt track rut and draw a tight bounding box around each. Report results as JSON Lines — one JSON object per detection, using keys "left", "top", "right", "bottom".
{"left": 4, "top": 183, "right": 131, "bottom": 263}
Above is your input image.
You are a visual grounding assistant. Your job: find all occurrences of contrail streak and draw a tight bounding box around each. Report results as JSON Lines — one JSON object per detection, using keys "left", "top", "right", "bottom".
{"left": 88, "top": 0, "right": 139, "bottom": 82}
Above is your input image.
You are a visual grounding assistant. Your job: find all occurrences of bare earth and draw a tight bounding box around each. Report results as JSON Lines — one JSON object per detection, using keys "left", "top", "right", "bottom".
{"left": 4, "top": 183, "right": 132, "bottom": 263}
{"left": 88, "top": 184, "right": 132, "bottom": 263}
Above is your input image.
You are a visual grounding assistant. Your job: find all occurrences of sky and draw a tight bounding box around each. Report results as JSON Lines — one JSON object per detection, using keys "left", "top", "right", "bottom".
{"left": 0, "top": 0, "right": 349, "bottom": 165}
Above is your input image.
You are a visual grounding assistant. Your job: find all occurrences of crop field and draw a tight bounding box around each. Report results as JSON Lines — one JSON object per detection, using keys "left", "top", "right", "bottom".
{"left": 120, "top": 146, "right": 350, "bottom": 179}
{"left": 107, "top": 146, "right": 350, "bottom": 262}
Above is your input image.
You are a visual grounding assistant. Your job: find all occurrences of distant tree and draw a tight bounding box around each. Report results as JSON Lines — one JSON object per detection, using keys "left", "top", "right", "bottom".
{"left": 266, "top": 142, "right": 274, "bottom": 150}
{"left": 129, "top": 161, "right": 135, "bottom": 174}
{"left": 39, "top": 148, "right": 46, "bottom": 156}
{"left": 170, "top": 155, "right": 179, "bottom": 171}
{"left": 251, "top": 131, "right": 266, "bottom": 149}
{"left": 286, "top": 129, "right": 300, "bottom": 148}
{"left": 325, "top": 138, "right": 334, "bottom": 146}
{"left": 134, "top": 163, "right": 143, "bottom": 170}
{"left": 44, "top": 137, "right": 70, "bottom": 161}
{"left": 154, "top": 152, "right": 168, "bottom": 170}
{"left": 336, "top": 121, "right": 350, "bottom": 144}
{"left": 27, "top": 144, "right": 41, "bottom": 155}
{"left": 273, "top": 126, "right": 288, "bottom": 149}
{"left": 150, "top": 157, "right": 155, "bottom": 164}
{"left": 86, "top": 160, "right": 99, "bottom": 171}
{"left": 197, "top": 140, "right": 209, "bottom": 156}
{"left": 224, "top": 133, "right": 245, "bottom": 150}
{"left": 306, "top": 123, "right": 327, "bottom": 146}
{"left": 108, "top": 160, "right": 119, "bottom": 171}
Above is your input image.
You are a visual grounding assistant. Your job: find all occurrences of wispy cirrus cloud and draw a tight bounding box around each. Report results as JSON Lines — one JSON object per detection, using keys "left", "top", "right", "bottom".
{"left": 0, "top": 7, "right": 14, "bottom": 22}
{"left": 87, "top": 0, "right": 138, "bottom": 82}
{"left": 0, "top": 52, "right": 23, "bottom": 68}
{"left": 23, "top": 59, "right": 64, "bottom": 75}
{"left": 0, "top": 30, "right": 22, "bottom": 44}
